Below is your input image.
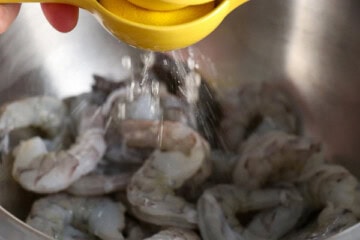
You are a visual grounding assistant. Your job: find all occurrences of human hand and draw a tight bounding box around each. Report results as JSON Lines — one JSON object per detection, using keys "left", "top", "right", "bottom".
{"left": 0, "top": 3, "right": 79, "bottom": 34}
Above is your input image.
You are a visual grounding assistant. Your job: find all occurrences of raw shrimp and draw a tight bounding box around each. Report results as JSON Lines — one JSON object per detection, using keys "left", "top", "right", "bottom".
{"left": 145, "top": 228, "right": 201, "bottom": 240}
{"left": 220, "top": 82, "right": 298, "bottom": 151}
{"left": 12, "top": 105, "right": 106, "bottom": 193}
{"left": 0, "top": 96, "right": 67, "bottom": 153}
{"left": 160, "top": 88, "right": 197, "bottom": 129}
{"left": 235, "top": 131, "right": 360, "bottom": 215}
{"left": 122, "top": 120, "right": 210, "bottom": 228}
{"left": 26, "top": 194, "right": 126, "bottom": 240}
{"left": 233, "top": 131, "right": 360, "bottom": 233}
{"left": 104, "top": 122, "right": 153, "bottom": 164}
{"left": 233, "top": 131, "right": 320, "bottom": 189}
{"left": 67, "top": 160, "right": 140, "bottom": 196}
{"left": 0, "top": 96, "right": 66, "bottom": 136}
{"left": 296, "top": 154, "right": 360, "bottom": 217}
{"left": 282, "top": 205, "right": 358, "bottom": 240}
{"left": 176, "top": 152, "right": 212, "bottom": 202}
{"left": 101, "top": 79, "right": 161, "bottom": 122}
{"left": 197, "top": 184, "right": 305, "bottom": 240}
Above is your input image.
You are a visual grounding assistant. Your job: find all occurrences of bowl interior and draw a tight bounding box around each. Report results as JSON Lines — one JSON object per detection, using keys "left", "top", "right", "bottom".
{"left": 1, "top": 0, "right": 360, "bottom": 239}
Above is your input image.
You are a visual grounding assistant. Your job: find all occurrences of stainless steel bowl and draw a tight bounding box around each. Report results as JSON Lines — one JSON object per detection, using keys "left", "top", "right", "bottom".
{"left": 1, "top": 0, "right": 360, "bottom": 239}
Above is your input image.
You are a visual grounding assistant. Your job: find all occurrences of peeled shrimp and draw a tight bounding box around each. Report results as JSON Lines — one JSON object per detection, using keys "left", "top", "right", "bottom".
{"left": 67, "top": 160, "right": 140, "bottom": 196}
{"left": 282, "top": 205, "right": 358, "bottom": 240}
{"left": 145, "top": 228, "right": 201, "bottom": 240}
{"left": 235, "top": 131, "right": 360, "bottom": 216}
{"left": 233, "top": 131, "right": 360, "bottom": 231}
{"left": 0, "top": 96, "right": 66, "bottom": 153}
{"left": 101, "top": 80, "right": 161, "bottom": 122}
{"left": 296, "top": 154, "right": 360, "bottom": 217}
{"left": 176, "top": 152, "right": 212, "bottom": 202}
{"left": 12, "top": 105, "right": 106, "bottom": 193}
{"left": 197, "top": 184, "right": 304, "bottom": 240}
{"left": 233, "top": 131, "right": 319, "bottom": 189}
{"left": 159, "top": 88, "right": 197, "bottom": 129}
{"left": 104, "top": 122, "right": 152, "bottom": 164}
{"left": 122, "top": 120, "right": 210, "bottom": 228}
{"left": 220, "top": 82, "right": 298, "bottom": 151}
{"left": 26, "top": 194, "right": 126, "bottom": 240}
{"left": 0, "top": 96, "right": 66, "bottom": 136}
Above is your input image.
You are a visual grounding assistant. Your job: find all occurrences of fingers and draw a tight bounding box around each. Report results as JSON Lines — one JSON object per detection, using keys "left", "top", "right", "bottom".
{"left": 41, "top": 3, "right": 79, "bottom": 33}
{"left": 0, "top": 4, "right": 21, "bottom": 34}
{"left": 0, "top": 4, "right": 79, "bottom": 34}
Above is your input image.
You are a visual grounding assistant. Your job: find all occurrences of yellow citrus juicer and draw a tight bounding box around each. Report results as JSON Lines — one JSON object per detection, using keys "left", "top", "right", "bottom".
{"left": 0, "top": 0, "right": 249, "bottom": 51}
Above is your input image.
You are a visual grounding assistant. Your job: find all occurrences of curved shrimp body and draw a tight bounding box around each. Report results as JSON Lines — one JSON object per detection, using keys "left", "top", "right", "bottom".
{"left": 26, "top": 194, "right": 126, "bottom": 240}
{"left": 284, "top": 205, "right": 358, "bottom": 240}
{"left": 12, "top": 105, "right": 106, "bottom": 193}
{"left": 220, "top": 82, "right": 298, "bottom": 151}
{"left": 197, "top": 184, "right": 304, "bottom": 240}
{"left": 145, "top": 228, "right": 201, "bottom": 240}
{"left": 104, "top": 122, "right": 153, "bottom": 164}
{"left": 122, "top": 120, "right": 210, "bottom": 228}
{"left": 297, "top": 158, "right": 360, "bottom": 217}
{"left": 0, "top": 96, "right": 67, "bottom": 153}
{"left": 160, "top": 89, "right": 197, "bottom": 129}
{"left": 233, "top": 131, "right": 320, "bottom": 189}
{"left": 0, "top": 96, "right": 66, "bottom": 136}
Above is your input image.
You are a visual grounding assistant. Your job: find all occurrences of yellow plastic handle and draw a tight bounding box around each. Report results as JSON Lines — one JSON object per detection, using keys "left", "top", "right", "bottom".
{"left": 159, "top": 0, "right": 213, "bottom": 5}
{"left": 126, "top": 0, "right": 187, "bottom": 11}
{"left": 127, "top": 0, "right": 215, "bottom": 11}
{"left": 0, "top": 0, "right": 250, "bottom": 51}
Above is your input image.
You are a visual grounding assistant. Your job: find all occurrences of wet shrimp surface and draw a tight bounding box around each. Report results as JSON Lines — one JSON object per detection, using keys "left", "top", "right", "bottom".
{"left": 1, "top": 52, "right": 359, "bottom": 240}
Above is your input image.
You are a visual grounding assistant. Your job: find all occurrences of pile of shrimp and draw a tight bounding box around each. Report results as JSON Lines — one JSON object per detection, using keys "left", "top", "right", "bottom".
{"left": 1, "top": 52, "right": 360, "bottom": 240}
